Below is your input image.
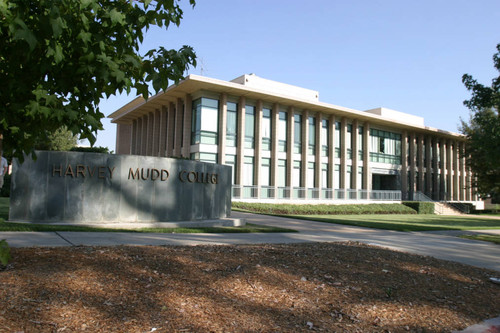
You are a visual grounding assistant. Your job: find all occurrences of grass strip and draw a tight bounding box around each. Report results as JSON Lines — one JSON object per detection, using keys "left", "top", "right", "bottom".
{"left": 460, "top": 234, "right": 500, "bottom": 245}
{"left": 285, "top": 214, "right": 500, "bottom": 232}
{"left": 0, "top": 221, "right": 296, "bottom": 233}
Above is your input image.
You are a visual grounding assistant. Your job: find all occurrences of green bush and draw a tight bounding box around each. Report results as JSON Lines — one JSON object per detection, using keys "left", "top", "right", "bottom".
{"left": 232, "top": 202, "right": 417, "bottom": 215}
{"left": 0, "top": 174, "right": 10, "bottom": 197}
{"left": 70, "top": 146, "right": 112, "bottom": 154}
{"left": 402, "top": 201, "right": 435, "bottom": 214}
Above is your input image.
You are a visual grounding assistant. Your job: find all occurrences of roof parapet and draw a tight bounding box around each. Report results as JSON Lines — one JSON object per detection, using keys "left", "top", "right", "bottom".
{"left": 231, "top": 73, "right": 319, "bottom": 102}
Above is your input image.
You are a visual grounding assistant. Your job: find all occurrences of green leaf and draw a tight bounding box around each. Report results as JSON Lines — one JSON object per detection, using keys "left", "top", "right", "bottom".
{"left": 109, "top": 8, "right": 125, "bottom": 25}
{"left": 11, "top": 17, "right": 37, "bottom": 51}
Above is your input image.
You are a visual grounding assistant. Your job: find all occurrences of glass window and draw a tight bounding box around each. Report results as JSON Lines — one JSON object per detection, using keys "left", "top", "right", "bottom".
{"left": 261, "top": 158, "right": 271, "bottom": 186}
{"left": 307, "top": 162, "right": 315, "bottom": 188}
{"left": 294, "top": 114, "right": 302, "bottom": 154}
{"left": 335, "top": 121, "right": 341, "bottom": 158}
{"left": 243, "top": 156, "right": 254, "bottom": 185}
{"left": 308, "top": 116, "right": 316, "bottom": 155}
{"left": 245, "top": 105, "right": 255, "bottom": 149}
{"left": 321, "top": 163, "right": 328, "bottom": 188}
{"left": 346, "top": 165, "right": 352, "bottom": 189}
{"left": 278, "top": 111, "right": 287, "bottom": 152}
{"left": 292, "top": 161, "right": 301, "bottom": 187}
{"left": 369, "top": 128, "right": 402, "bottom": 165}
{"left": 190, "top": 152, "right": 218, "bottom": 164}
{"left": 347, "top": 124, "right": 352, "bottom": 159}
{"left": 357, "top": 166, "right": 363, "bottom": 190}
{"left": 277, "top": 159, "right": 287, "bottom": 187}
{"left": 226, "top": 102, "right": 237, "bottom": 147}
{"left": 191, "top": 97, "right": 219, "bottom": 145}
{"left": 262, "top": 108, "right": 271, "bottom": 151}
{"left": 334, "top": 164, "right": 340, "bottom": 189}
{"left": 321, "top": 119, "right": 329, "bottom": 157}
{"left": 358, "top": 126, "right": 364, "bottom": 161}
{"left": 225, "top": 154, "right": 236, "bottom": 185}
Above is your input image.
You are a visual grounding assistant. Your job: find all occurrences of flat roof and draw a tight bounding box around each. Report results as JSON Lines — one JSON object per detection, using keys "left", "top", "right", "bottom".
{"left": 109, "top": 74, "right": 462, "bottom": 139}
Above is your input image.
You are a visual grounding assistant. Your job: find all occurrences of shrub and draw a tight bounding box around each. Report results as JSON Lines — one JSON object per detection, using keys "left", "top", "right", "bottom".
{"left": 0, "top": 239, "right": 11, "bottom": 266}
{"left": 402, "top": 201, "right": 435, "bottom": 214}
{"left": 0, "top": 174, "right": 10, "bottom": 197}
{"left": 232, "top": 202, "right": 417, "bottom": 215}
{"left": 70, "top": 146, "right": 112, "bottom": 154}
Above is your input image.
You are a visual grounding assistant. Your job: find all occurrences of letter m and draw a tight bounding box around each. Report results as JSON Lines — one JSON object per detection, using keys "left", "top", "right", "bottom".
{"left": 128, "top": 168, "right": 140, "bottom": 180}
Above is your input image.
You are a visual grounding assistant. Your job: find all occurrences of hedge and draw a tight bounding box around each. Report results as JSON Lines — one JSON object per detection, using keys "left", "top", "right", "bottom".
{"left": 402, "top": 201, "right": 435, "bottom": 214}
{"left": 232, "top": 202, "right": 417, "bottom": 215}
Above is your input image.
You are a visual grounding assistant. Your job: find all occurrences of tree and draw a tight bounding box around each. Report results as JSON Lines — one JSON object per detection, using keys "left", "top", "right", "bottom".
{"left": 36, "top": 126, "right": 78, "bottom": 151}
{"left": 460, "top": 108, "right": 500, "bottom": 200}
{"left": 0, "top": 0, "right": 196, "bottom": 160}
{"left": 461, "top": 43, "right": 500, "bottom": 199}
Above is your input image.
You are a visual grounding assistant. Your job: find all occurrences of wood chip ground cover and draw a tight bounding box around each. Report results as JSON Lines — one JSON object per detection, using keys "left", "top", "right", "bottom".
{"left": 0, "top": 242, "right": 499, "bottom": 332}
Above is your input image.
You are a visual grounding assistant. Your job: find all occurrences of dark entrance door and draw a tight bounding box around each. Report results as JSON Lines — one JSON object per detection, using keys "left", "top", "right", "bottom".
{"left": 372, "top": 174, "right": 399, "bottom": 190}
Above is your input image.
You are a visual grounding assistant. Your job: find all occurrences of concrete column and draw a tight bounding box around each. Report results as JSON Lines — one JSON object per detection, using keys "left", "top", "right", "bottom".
{"left": 301, "top": 110, "right": 309, "bottom": 189}
{"left": 141, "top": 115, "right": 147, "bottom": 155}
{"left": 158, "top": 106, "right": 168, "bottom": 157}
{"left": 439, "top": 139, "right": 446, "bottom": 200}
{"left": 352, "top": 119, "right": 359, "bottom": 191}
{"left": 328, "top": 115, "right": 335, "bottom": 189}
{"left": 173, "top": 98, "right": 183, "bottom": 157}
{"left": 182, "top": 94, "right": 192, "bottom": 158}
{"left": 148, "top": 112, "right": 155, "bottom": 156}
{"left": 315, "top": 113, "right": 322, "bottom": 190}
{"left": 401, "top": 131, "right": 408, "bottom": 200}
{"left": 363, "top": 122, "right": 370, "bottom": 190}
{"left": 270, "top": 103, "right": 279, "bottom": 187}
{"left": 152, "top": 109, "right": 160, "bottom": 156}
{"left": 218, "top": 94, "right": 227, "bottom": 164}
{"left": 136, "top": 118, "right": 142, "bottom": 155}
{"left": 340, "top": 117, "right": 347, "bottom": 189}
{"left": 417, "top": 135, "right": 424, "bottom": 193}
{"left": 167, "top": 102, "right": 176, "bottom": 157}
{"left": 446, "top": 139, "right": 453, "bottom": 201}
{"left": 432, "top": 138, "right": 439, "bottom": 200}
{"left": 459, "top": 141, "right": 466, "bottom": 201}
{"left": 409, "top": 132, "right": 416, "bottom": 200}
{"left": 254, "top": 100, "right": 263, "bottom": 194}
{"left": 453, "top": 140, "right": 459, "bottom": 201}
{"left": 286, "top": 107, "right": 294, "bottom": 190}
{"left": 235, "top": 96, "right": 245, "bottom": 185}
{"left": 131, "top": 120, "right": 137, "bottom": 154}
{"left": 115, "top": 123, "right": 132, "bottom": 155}
{"left": 425, "top": 135, "right": 432, "bottom": 197}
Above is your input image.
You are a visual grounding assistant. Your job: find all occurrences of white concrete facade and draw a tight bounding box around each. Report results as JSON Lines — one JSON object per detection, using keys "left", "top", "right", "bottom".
{"left": 110, "top": 74, "right": 477, "bottom": 203}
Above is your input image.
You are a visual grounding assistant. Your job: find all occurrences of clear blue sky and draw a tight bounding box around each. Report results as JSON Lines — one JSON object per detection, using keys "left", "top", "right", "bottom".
{"left": 93, "top": 0, "right": 500, "bottom": 151}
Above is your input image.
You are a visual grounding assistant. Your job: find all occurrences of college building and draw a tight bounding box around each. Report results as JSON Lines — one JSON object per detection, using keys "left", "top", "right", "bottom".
{"left": 110, "top": 74, "right": 477, "bottom": 203}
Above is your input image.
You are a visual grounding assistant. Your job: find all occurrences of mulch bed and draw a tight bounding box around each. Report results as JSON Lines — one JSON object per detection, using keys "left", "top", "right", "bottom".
{"left": 0, "top": 242, "right": 499, "bottom": 332}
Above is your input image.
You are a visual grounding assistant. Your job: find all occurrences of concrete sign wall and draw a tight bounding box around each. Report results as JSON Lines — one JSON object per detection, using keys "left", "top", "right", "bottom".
{"left": 9, "top": 151, "right": 232, "bottom": 224}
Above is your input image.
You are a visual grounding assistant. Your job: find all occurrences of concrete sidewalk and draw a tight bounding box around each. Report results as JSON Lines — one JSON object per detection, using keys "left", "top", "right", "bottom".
{"left": 1, "top": 211, "right": 500, "bottom": 272}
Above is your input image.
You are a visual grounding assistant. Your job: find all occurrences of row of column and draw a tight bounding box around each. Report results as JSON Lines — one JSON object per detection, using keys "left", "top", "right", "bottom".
{"left": 401, "top": 133, "right": 475, "bottom": 201}
{"left": 216, "top": 93, "right": 371, "bottom": 193}
{"left": 128, "top": 97, "right": 192, "bottom": 159}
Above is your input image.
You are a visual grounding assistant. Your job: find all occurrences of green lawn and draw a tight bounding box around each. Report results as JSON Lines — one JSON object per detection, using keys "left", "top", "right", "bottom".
{"left": 286, "top": 214, "right": 500, "bottom": 232}
{"left": 0, "top": 198, "right": 295, "bottom": 233}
